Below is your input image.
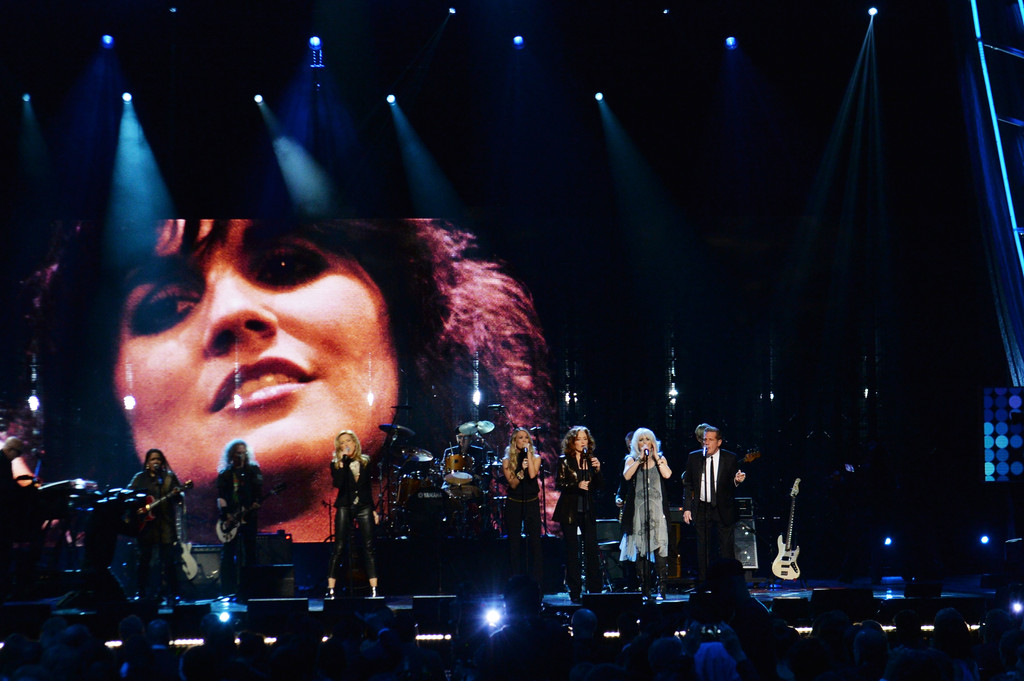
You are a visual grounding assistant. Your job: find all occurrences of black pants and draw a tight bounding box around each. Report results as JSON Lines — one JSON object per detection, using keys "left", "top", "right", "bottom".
{"left": 329, "top": 504, "right": 377, "bottom": 583}
{"left": 137, "top": 540, "right": 178, "bottom": 598}
{"left": 506, "top": 497, "right": 543, "bottom": 587}
{"left": 560, "top": 514, "right": 601, "bottom": 597}
{"left": 693, "top": 502, "right": 735, "bottom": 583}
{"left": 221, "top": 521, "right": 258, "bottom": 596}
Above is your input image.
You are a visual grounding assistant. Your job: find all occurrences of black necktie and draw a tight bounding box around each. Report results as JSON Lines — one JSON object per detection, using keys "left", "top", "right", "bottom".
{"left": 710, "top": 456, "right": 717, "bottom": 506}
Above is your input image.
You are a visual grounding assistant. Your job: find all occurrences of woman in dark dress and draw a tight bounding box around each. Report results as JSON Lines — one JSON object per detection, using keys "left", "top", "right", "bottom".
{"left": 502, "top": 428, "right": 543, "bottom": 586}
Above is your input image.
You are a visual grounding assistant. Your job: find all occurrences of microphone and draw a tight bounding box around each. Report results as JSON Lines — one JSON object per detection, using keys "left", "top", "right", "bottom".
{"left": 487, "top": 404, "right": 506, "bottom": 410}
{"left": 703, "top": 445, "right": 708, "bottom": 457}
{"left": 643, "top": 447, "right": 650, "bottom": 461}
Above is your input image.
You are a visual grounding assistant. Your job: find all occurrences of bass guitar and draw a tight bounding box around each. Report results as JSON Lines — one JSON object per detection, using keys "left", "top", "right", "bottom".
{"left": 771, "top": 478, "right": 801, "bottom": 580}
{"left": 216, "top": 482, "right": 286, "bottom": 543}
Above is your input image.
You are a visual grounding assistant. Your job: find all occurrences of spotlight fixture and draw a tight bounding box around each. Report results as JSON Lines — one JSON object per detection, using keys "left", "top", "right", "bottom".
{"left": 22, "top": 93, "right": 30, "bottom": 102}
{"left": 310, "top": 36, "right": 324, "bottom": 70}
{"left": 484, "top": 608, "right": 502, "bottom": 627}
{"left": 594, "top": 92, "right": 604, "bottom": 101}
{"left": 386, "top": 94, "right": 396, "bottom": 104}
{"left": 449, "top": 7, "right": 456, "bottom": 14}
{"left": 27, "top": 395, "right": 40, "bottom": 412}
{"left": 254, "top": 94, "right": 263, "bottom": 104}
{"left": 513, "top": 35, "right": 524, "bottom": 49}
{"left": 981, "top": 535, "right": 990, "bottom": 545}
{"left": 101, "top": 34, "right": 115, "bottom": 48}
{"left": 122, "top": 92, "right": 132, "bottom": 102}
{"left": 884, "top": 536, "right": 893, "bottom": 546}
{"left": 868, "top": 7, "right": 877, "bottom": 15}
{"left": 725, "top": 36, "right": 738, "bottom": 50}
{"left": 663, "top": 8, "right": 670, "bottom": 14}
{"left": 123, "top": 395, "right": 136, "bottom": 411}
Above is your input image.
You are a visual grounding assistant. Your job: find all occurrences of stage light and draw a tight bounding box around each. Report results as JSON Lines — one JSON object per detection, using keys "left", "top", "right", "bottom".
{"left": 663, "top": 8, "right": 670, "bottom": 14}
{"left": 366, "top": 390, "right": 375, "bottom": 406}
{"left": 484, "top": 608, "right": 502, "bottom": 627}
{"left": 981, "top": 535, "right": 990, "bottom": 544}
{"left": 387, "top": 94, "right": 396, "bottom": 104}
{"left": 513, "top": 35, "right": 524, "bottom": 49}
{"left": 472, "top": 389, "right": 482, "bottom": 406}
{"left": 725, "top": 36, "right": 738, "bottom": 50}
{"left": 449, "top": 7, "right": 456, "bottom": 14}
{"left": 122, "top": 92, "right": 132, "bottom": 102}
{"left": 101, "top": 35, "right": 114, "bottom": 48}
{"left": 22, "top": 93, "right": 30, "bottom": 102}
{"left": 218, "top": 612, "right": 231, "bottom": 623}
{"left": 884, "top": 536, "right": 893, "bottom": 546}
{"left": 169, "top": 7, "right": 177, "bottom": 13}
{"left": 309, "top": 36, "right": 321, "bottom": 49}
{"left": 254, "top": 94, "right": 263, "bottom": 104}
{"left": 123, "top": 395, "right": 136, "bottom": 411}
{"left": 1013, "top": 601, "right": 1023, "bottom": 615}
{"left": 28, "top": 395, "right": 40, "bottom": 412}
{"left": 594, "top": 92, "right": 604, "bottom": 101}
{"left": 868, "top": 7, "right": 878, "bottom": 16}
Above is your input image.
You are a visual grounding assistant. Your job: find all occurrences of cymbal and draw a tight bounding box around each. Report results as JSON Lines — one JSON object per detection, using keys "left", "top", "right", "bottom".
{"left": 458, "top": 420, "right": 495, "bottom": 436}
{"left": 379, "top": 423, "right": 415, "bottom": 438}
{"left": 401, "top": 447, "right": 434, "bottom": 463}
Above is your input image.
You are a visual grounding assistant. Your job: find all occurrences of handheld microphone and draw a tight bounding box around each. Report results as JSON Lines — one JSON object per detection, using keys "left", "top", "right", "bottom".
{"left": 703, "top": 445, "right": 707, "bottom": 457}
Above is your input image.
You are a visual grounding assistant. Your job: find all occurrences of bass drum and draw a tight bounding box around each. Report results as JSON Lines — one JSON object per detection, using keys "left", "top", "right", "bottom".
{"left": 397, "top": 472, "right": 440, "bottom": 507}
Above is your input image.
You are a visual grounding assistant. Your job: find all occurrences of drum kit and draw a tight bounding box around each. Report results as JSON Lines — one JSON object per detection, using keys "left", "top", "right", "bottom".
{"left": 382, "top": 420, "right": 506, "bottom": 539}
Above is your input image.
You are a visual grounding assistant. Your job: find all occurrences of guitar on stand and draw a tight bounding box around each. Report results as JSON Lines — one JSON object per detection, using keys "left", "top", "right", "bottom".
{"left": 216, "top": 483, "right": 286, "bottom": 543}
{"left": 771, "top": 478, "right": 802, "bottom": 580}
{"left": 177, "top": 503, "right": 198, "bottom": 581}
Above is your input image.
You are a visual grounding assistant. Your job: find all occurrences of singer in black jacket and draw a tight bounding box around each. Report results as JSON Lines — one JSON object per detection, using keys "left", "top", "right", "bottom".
{"left": 552, "top": 426, "right": 603, "bottom": 603}
{"left": 682, "top": 425, "right": 747, "bottom": 583}
{"left": 327, "top": 429, "right": 378, "bottom": 598}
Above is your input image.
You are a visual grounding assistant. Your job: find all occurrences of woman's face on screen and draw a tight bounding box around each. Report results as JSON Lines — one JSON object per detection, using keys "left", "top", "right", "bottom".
{"left": 113, "top": 222, "right": 399, "bottom": 497}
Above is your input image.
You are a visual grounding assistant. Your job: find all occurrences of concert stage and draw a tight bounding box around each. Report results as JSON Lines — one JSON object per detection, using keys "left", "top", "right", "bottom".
{"left": 0, "top": 553, "right": 1005, "bottom": 645}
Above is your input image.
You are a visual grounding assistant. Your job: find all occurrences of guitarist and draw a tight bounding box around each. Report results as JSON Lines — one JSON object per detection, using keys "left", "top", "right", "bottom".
{"left": 217, "top": 439, "right": 263, "bottom": 599}
{"left": 128, "top": 448, "right": 183, "bottom": 601}
{"left": 682, "top": 426, "right": 746, "bottom": 584}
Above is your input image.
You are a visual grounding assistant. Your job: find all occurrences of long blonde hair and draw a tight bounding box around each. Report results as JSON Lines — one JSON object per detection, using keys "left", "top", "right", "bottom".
{"left": 334, "top": 430, "right": 369, "bottom": 467}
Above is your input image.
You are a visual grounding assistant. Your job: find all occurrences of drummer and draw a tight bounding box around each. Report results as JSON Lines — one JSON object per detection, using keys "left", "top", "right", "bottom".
{"left": 444, "top": 431, "right": 487, "bottom": 477}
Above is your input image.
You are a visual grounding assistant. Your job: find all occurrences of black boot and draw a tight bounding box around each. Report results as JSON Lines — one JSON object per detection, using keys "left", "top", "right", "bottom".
{"left": 656, "top": 554, "right": 668, "bottom": 599}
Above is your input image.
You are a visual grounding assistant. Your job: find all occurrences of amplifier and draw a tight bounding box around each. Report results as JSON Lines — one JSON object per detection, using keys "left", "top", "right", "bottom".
{"left": 736, "top": 497, "right": 754, "bottom": 519}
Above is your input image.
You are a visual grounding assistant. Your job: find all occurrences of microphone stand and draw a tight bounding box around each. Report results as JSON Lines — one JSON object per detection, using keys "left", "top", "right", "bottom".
{"left": 701, "top": 447, "right": 711, "bottom": 590}
{"left": 641, "top": 449, "right": 652, "bottom": 601}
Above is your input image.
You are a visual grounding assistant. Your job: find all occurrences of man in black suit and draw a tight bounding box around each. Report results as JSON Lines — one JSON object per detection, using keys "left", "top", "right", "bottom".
{"left": 682, "top": 426, "right": 747, "bottom": 584}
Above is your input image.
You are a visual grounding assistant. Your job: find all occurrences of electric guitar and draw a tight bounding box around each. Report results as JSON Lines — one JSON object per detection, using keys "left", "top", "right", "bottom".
{"left": 130, "top": 480, "right": 193, "bottom": 533}
{"left": 771, "top": 478, "right": 801, "bottom": 580}
{"left": 216, "top": 482, "right": 286, "bottom": 543}
{"left": 176, "top": 501, "right": 198, "bottom": 581}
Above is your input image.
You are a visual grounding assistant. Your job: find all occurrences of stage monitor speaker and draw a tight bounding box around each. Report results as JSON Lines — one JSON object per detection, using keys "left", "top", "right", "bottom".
{"left": 734, "top": 519, "right": 758, "bottom": 571}
{"left": 246, "top": 598, "right": 309, "bottom": 634}
{"left": 323, "top": 596, "right": 386, "bottom": 624}
{"left": 172, "top": 603, "right": 211, "bottom": 638}
{"left": 771, "top": 597, "right": 811, "bottom": 624}
{"left": 581, "top": 593, "right": 643, "bottom": 634}
{"left": 810, "top": 588, "right": 878, "bottom": 622}
{"left": 413, "top": 595, "right": 458, "bottom": 633}
{"left": 241, "top": 564, "right": 295, "bottom": 600}
{"left": 735, "top": 497, "right": 754, "bottom": 519}
{"left": 904, "top": 581, "right": 942, "bottom": 598}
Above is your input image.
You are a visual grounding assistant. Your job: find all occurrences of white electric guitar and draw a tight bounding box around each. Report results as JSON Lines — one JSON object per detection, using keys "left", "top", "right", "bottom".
{"left": 771, "top": 478, "right": 801, "bottom": 580}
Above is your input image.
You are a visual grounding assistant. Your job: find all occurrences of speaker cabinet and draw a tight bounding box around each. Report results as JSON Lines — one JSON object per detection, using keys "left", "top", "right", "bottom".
{"left": 246, "top": 598, "right": 309, "bottom": 634}
{"left": 179, "top": 544, "right": 222, "bottom": 600}
{"left": 256, "top": 532, "right": 293, "bottom": 565}
{"left": 734, "top": 519, "right": 758, "bottom": 571}
{"left": 241, "top": 565, "right": 295, "bottom": 600}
